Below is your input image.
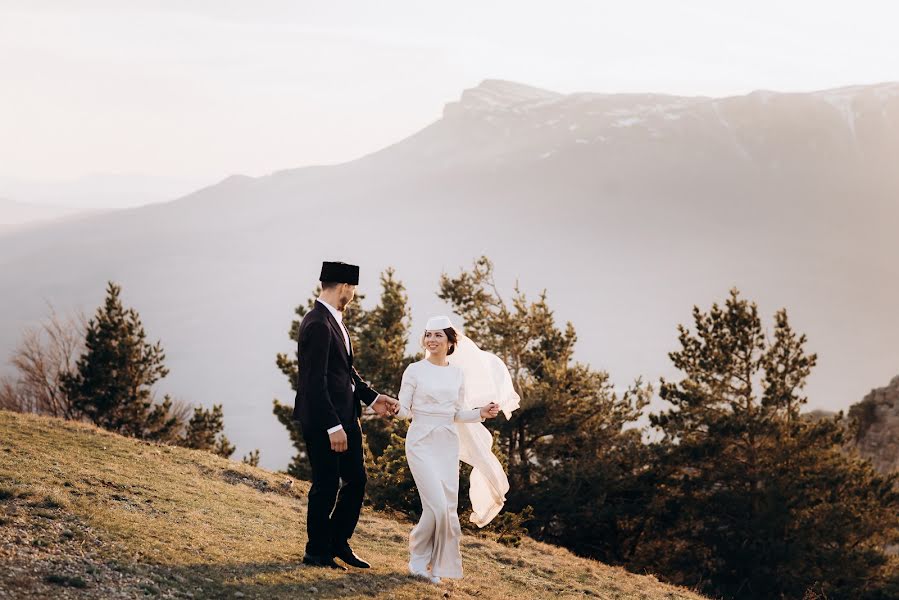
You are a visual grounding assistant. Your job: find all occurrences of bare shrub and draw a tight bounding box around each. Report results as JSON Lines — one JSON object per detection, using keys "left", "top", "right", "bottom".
{"left": 0, "top": 307, "right": 85, "bottom": 417}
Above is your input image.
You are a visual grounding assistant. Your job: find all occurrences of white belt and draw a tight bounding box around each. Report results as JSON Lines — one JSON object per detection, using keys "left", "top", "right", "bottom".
{"left": 411, "top": 412, "right": 454, "bottom": 426}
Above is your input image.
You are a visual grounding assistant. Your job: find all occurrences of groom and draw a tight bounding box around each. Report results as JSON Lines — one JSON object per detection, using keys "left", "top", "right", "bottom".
{"left": 293, "top": 261, "right": 399, "bottom": 570}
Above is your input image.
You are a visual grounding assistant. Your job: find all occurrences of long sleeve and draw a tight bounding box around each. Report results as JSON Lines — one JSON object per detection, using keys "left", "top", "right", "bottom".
{"left": 302, "top": 321, "right": 342, "bottom": 431}
{"left": 454, "top": 378, "right": 483, "bottom": 423}
{"left": 396, "top": 367, "right": 415, "bottom": 420}
{"left": 351, "top": 366, "right": 379, "bottom": 406}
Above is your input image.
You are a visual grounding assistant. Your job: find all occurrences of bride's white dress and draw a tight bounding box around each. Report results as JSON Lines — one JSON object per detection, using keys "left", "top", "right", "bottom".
{"left": 396, "top": 359, "right": 482, "bottom": 579}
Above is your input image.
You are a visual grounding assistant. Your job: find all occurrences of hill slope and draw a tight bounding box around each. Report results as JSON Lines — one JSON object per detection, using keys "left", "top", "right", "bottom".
{"left": 0, "top": 410, "right": 706, "bottom": 599}
{"left": 0, "top": 197, "right": 90, "bottom": 227}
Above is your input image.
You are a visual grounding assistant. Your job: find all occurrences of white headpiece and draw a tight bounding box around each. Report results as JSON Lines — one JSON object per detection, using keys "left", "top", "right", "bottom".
{"left": 425, "top": 315, "right": 453, "bottom": 331}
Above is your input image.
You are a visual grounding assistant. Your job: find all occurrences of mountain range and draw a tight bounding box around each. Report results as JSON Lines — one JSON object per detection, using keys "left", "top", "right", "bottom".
{"left": 1, "top": 79, "right": 897, "bottom": 469}
{"left": 0, "top": 173, "right": 209, "bottom": 211}
{"left": 0, "top": 197, "right": 94, "bottom": 228}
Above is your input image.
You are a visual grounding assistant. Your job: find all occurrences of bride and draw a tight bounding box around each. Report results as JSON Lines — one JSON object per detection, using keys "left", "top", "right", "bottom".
{"left": 393, "top": 315, "right": 520, "bottom": 584}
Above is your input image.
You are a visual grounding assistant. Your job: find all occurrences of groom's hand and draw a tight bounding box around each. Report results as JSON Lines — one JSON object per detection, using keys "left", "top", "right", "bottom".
{"left": 372, "top": 395, "right": 399, "bottom": 417}
{"left": 329, "top": 428, "right": 348, "bottom": 453}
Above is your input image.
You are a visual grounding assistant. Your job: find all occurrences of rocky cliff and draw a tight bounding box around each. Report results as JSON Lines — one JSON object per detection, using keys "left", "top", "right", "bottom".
{"left": 850, "top": 375, "right": 899, "bottom": 474}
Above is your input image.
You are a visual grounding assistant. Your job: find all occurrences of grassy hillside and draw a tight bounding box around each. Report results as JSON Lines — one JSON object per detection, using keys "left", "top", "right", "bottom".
{"left": 0, "top": 410, "right": 707, "bottom": 599}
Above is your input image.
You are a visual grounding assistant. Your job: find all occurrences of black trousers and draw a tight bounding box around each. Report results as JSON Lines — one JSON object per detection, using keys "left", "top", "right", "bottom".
{"left": 302, "top": 423, "right": 367, "bottom": 557}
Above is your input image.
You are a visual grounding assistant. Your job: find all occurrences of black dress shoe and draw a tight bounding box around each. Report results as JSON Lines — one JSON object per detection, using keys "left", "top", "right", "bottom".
{"left": 333, "top": 546, "right": 371, "bottom": 569}
{"left": 302, "top": 553, "right": 347, "bottom": 570}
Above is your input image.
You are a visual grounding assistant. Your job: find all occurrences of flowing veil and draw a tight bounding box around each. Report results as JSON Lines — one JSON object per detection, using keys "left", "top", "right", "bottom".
{"left": 445, "top": 334, "right": 521, "bottom": 527}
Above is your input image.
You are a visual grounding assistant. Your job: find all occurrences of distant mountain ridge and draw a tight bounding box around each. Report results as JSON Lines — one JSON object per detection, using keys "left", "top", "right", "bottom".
{"left": 0, "top": 173, "right": 210, "bottom": 211}
{"left": 0, "top": 197, "right": 90, "bottom": 227}
{"left": 1, "top": 80, "right": 897, "bottom": 469}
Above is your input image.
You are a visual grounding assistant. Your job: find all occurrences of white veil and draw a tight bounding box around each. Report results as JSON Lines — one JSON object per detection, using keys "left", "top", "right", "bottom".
{"left": 445, "top": 334, "right": 521, "bottom": 527}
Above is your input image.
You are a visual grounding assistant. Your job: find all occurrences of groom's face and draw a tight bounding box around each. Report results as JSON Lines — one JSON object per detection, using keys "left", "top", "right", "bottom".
{"left": 337, "top": 284, "right": 356, "bottom": 311}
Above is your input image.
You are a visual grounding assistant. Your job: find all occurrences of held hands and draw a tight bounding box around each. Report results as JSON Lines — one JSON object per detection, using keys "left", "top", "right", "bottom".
{"left": 480, "top": 402, "right": 500, "bottom": 420}
{"left": 372, "top": 395, "right": 400, "bottom": 417}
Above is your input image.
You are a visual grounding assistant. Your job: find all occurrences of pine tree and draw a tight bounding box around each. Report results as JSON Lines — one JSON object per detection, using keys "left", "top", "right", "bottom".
{"left": 181, "top": 404, "right": 235, "bottom": 458}
{"left": 213, "top": 434, "right": 236, "bottom": 459}
{"left": 350, "top": 268, "right": 419, "bottom": 392}
{"left": 438, "top": 257, "right": 650, "bottom": 555}
{"left": 61, "top": 282, "right": 180, "bottom": 441}
{"left": 438, "top": 258, "right": 636, "bottom": 486}
{"left": 242, "top": 449, "right": 261, "bottom": 467}
{"left": 350, "top": 268, "right": 420, "bottom": 457}
{"left": 642, "top": 289, "right": 899, "bottom": 599}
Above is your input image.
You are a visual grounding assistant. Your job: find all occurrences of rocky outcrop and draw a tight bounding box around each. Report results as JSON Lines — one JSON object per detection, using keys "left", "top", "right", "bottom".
{"left": 850, "top": 375, "right": 899, "bottom": 474}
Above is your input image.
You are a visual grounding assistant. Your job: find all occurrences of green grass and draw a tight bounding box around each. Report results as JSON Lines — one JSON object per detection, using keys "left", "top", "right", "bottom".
{"left": 0, "top": 410, "right": 708, "bottom": 599}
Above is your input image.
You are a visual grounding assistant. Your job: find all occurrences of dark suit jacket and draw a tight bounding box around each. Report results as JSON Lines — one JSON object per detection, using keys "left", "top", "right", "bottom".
{"left": 293, "top": 300, "right": 379, "bottom": 432}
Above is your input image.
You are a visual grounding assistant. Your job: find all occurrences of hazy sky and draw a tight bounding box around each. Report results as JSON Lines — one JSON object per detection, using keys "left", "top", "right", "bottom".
{"left": 2, "top": 0, "right": 898, "bottom": 185}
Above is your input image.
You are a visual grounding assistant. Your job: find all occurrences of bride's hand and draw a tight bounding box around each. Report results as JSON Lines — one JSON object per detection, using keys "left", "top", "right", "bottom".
{"left": 480, "top": 403, "right": 500, "bottom": 419}
{"left": 372, "top": 395, "right": 399, "bottom": 417}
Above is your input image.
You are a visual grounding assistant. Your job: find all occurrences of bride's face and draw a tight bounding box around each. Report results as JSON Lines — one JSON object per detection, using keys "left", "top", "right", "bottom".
{"left": 424, "top": 330, "right": 449, "bottom": 355}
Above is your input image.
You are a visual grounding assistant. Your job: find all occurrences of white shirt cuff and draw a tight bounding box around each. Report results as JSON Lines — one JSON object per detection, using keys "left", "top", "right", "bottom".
{"left": 327, "top": 424, "right": 344, "bottom": 435}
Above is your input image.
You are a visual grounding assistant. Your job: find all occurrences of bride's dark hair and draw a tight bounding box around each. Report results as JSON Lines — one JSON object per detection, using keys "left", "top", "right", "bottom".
{"left": 421, "top": 327, "right": 459, "bottom": 355}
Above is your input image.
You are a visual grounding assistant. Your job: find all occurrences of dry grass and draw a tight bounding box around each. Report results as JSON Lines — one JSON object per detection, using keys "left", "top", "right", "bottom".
{"left": 0, "top": 410, "right": 708, "bottom": 599}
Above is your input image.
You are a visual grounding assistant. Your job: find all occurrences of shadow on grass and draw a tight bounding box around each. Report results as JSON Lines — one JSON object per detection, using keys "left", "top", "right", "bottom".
{"left": 135, "top": 559, "right": 415, "bottom": 600}
{"left": 3, "top": 490, "right": 416, "bottom": 599}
